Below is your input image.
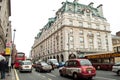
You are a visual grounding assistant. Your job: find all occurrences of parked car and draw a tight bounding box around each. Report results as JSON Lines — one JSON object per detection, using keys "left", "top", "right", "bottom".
{"left": 19, "top": 60, "right": 32, "bottom": 73}
{"left": 58, "top": 62, "right": 65, "bottom": 67}
{"left": 32, "top": 61, "right": 39, "bottom": 68}
{"left": 112, "top": 62, "right": 120, "bottom": 75}
{"left": 47, "top": 59, "right": 59, "bottom": 69}
{"left": 35, "top": 61, "right": 52, "bottom": 72}
{"left": 59, "top": 59, "right": 96, "bottom": 80}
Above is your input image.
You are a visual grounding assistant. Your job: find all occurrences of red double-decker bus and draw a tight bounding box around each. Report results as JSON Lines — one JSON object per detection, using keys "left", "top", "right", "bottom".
{"left": 14, "top": 52, "right": 26, "bottom": 69}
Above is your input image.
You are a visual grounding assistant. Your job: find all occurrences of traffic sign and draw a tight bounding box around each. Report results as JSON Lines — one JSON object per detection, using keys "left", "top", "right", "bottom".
{"left": 5, "top": 48, "right": 11, "bottom": 55}
{"left": 6, "top": 42, "right": 11, "bottom": 47}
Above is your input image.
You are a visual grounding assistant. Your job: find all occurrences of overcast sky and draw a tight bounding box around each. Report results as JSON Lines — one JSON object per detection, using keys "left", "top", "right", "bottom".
{"left": 10, "top": 0, "right": 120, "bottom": 57}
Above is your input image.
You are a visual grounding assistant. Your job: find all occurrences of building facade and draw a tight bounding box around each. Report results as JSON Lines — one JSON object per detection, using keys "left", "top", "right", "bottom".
{"left": 112, "top": 31, "right": 120, "bottom": 63}
{"left": 0, "top": 0, "right": 12, "bottom": 55}
{"left": 112, "top": 31, "right": 120, "bottom": 47}
{"left": 31, "top": 0, "right": 112, "bottom": 62}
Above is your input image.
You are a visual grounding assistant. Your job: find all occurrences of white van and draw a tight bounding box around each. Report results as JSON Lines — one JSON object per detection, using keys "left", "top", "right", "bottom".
{"left": 47, "top": 59, "right": 59, "bottom": 68}
{"left": 112, "top": 62, "right": 120, "bottom": 75}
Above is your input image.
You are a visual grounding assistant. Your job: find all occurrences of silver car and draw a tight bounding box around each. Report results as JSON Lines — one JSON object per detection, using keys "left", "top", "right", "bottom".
{"left": 35, "top": 61, "right": 52, "bottom": 72}
{"left": 112, "top": 62, "right": 120, "bottom": 75}
{"left": 19, "top": 60, "right": 32, "bottom": 73}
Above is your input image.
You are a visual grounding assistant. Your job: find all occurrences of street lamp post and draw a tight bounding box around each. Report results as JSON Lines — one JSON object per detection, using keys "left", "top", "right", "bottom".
{"left": 12, "top": 29, "right": 16, "bottom": 47}
{"left": 8, "top": 29, "right": 16, "bottom": 73}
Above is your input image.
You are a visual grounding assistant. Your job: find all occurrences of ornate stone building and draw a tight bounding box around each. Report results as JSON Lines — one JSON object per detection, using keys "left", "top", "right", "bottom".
{"left": 112, "top": 31, "right": 120, "bottom": 47}
{"left": 0, "top": 0, "right": 12, "bottom": 55}
{"left": 112, "top": 31, "right": 120, "bottom": 53}
{"left": 31, "top": 0, "right": 112, "bottom": 62}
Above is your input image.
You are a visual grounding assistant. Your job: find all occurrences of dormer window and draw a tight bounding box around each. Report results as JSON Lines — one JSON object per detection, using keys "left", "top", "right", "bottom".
{"left": 68, "top": 5, "right": 73, "bottom": 11}
{"left": 77, "top": 9, "right": 81, "bottom": 12}
{"left": 86, "top": 9, "right": 90, "bottom": 16}
{"left": 68, "top": 8, "right": 72, "bottom": 11}
{"left": 86, "top": 9, "right": 90, "bottom": 13}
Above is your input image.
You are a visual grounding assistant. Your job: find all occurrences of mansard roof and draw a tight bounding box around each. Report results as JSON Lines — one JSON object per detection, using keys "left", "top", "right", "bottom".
{"left": 56, "top": 1, "right": 105, "bottom": 19}
{"left": 35, "top": 1, "right": 106, "bottom": 39}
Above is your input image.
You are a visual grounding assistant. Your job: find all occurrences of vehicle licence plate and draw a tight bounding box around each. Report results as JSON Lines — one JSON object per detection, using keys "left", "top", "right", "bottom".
{"left": 25, "top": 66, "right": 29, "bottom": 68}
{"left": 88, "top": 71, "right": 91, "bottom": 73}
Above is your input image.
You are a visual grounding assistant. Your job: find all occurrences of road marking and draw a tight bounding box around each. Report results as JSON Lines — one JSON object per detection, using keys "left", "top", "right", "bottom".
{"left": 35, "top": 72, "right": 55, "bottom": 80}
{"left": 95, "top": 76, "right": 116, "bottom": 80}
{"left": 48, "top": 78, "right": 52, "bottom": 80}
{"left": 47, "top": 73, "right": 56, "bottom": 77}
{"left": 42, "top": 75, "right": 46, "bottom": 78}
{"left": 14, "top": 69, "right": 20, "bottom": 80}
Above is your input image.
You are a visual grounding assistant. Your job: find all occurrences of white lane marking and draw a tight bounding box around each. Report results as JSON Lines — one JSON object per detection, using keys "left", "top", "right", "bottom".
{"left": 36, "top": 73, "right": 53, "bottom": 80}
{"left": 95, "top": 76, "right": 116, "bottom": 80}
{"left": 42, "top": 75, "right": 46, "bottom": 78}
{"left": 47, "top": 73, "right": 56, "bottom": 77}
{"left": 48, "top": 78, "right": 52, "bottom": 80}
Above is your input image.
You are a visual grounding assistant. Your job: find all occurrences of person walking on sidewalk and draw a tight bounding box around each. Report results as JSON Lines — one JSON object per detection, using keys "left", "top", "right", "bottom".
{"left": 0, "top": 59, "right": 7, "bottom": 79}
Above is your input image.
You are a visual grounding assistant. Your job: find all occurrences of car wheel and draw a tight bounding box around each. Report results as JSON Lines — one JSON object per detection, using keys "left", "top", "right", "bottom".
{"left": 19, "top": 70, "right": 22, "bottom": 73}
{"left": 117, "top": 71, "right": 120, "bottom": 75}
{"left": 73, "top": 73, "right": 78, "bottom": 80}
{"left": 39, "top": 69, "right": 42, "bottom": 72}
{"left": 48, "top": 70, "right": 51, "bottom": 73}
{"left": 38, "top": 69, "right": 40, "bottom": 72}
{"left": 30, "top": 71, "right": 32, "bottom": 73}
{"left": 88, "top": 77, "right": 92, "bottom": 80}
{"left": 36, "top": 68, "right": 38, "bottom": 72}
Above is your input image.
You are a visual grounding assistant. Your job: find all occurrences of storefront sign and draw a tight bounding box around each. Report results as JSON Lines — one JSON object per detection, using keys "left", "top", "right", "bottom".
{"left": 86, "top": 53, "right": 120, "bottom": 59}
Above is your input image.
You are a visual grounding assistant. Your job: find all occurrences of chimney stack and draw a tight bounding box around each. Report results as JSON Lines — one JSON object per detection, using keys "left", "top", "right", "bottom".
{"left": 88, "top": 2, "right": 94, "bottom": 7}
{"left": 73, "top": 0, "right": 79, "bottom": 3}
{"left": 97, "top": 4, "right": 103, "bottom": 17}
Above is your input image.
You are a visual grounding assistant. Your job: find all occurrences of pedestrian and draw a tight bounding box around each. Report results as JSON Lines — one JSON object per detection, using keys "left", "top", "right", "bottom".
{"left": 6, "top": 60, "right": 9, "bottom": 73}
{"left": 50, "top": 62, "right": 54, "bottom": 70}
{"left": 0, "top": 59, "right": 7, "bottom": 79}
{"left": 11, "top": 62, "right": 14, "bottom": 69}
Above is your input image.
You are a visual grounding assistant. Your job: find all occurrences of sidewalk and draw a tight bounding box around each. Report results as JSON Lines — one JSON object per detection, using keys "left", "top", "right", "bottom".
{"left": 3, "top": 69, "right": 16, "bottom": 80}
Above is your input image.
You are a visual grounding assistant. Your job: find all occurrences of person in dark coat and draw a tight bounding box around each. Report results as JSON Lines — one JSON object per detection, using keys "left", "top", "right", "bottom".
{"left": 0, "top": 59, "right": 7, "bottom": 79}
{"left": 49, "top": 62, "right": 54, "bottom": 70}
